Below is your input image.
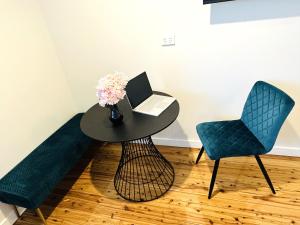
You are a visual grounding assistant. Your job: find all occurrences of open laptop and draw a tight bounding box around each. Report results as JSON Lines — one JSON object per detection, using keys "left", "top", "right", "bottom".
{"left": 126, "top": 72, "right": 175, "bottom": 116}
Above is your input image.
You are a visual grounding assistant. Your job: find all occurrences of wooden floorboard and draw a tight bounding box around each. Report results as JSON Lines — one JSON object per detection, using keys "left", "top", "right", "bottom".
{"left": 15, "top": 143, "right": 300, "bottom": 225}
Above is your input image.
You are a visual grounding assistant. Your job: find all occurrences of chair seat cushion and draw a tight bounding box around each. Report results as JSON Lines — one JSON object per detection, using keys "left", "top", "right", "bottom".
{"left": 196, "top": 120, "right": 266, "bottom": 160}
{"left": 0, "top": 113, "right": 92, "bottom": 209}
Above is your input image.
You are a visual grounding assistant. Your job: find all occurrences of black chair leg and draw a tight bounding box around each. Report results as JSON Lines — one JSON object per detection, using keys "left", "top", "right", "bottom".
{"left": 255, "top": 155, "right": 276, "bottom": 194}
{"left": 196, "top": 146, "right": 205, "bottom": 164}
{"left": 208, "top": 159, "right": 220, "bottom": 199}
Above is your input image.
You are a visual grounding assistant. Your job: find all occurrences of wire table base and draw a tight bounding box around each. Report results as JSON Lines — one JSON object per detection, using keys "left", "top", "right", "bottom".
{"left": 114, "top": 136, "right": 175, "bottom": 202}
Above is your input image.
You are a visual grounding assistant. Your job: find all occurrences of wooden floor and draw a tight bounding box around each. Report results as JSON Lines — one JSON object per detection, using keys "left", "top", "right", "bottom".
{"left": 15, "top": 143, "right": 300, "bottom": 225}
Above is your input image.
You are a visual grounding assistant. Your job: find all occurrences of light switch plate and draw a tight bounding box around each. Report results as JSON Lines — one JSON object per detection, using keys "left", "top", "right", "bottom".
{"left": 162, "top": 34, "right": 175, "bottom": 46}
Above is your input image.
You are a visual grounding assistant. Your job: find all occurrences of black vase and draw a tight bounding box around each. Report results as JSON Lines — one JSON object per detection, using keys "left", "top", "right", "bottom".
{"left": 107, "top": 104, "right": 123, "bottom": 125}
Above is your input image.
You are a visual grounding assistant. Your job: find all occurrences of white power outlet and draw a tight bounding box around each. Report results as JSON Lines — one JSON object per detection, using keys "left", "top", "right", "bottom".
{"left": 162, "top": 34, "right": 175, "bottom": 46}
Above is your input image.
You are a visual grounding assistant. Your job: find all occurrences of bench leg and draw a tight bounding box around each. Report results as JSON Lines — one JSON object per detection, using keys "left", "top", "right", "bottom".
{"left": 35, "top": 208, "right": 47, "bottom": 225}
{"left": 13, "top": 205, "right": 20, "bottom": 217}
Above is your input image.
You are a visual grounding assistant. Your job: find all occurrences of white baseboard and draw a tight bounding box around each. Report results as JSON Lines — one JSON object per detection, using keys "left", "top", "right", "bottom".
{"left": 0, "top": 207, "right": 25, "bottom": 225}
{"left": 152, "top": 137, "right": 200, "bottom": 148}
{"left": 152, "top": 137, "right": 300, "bottom": 157}
{"left": 270, "top": 146, "right": 300, "bottom": 157}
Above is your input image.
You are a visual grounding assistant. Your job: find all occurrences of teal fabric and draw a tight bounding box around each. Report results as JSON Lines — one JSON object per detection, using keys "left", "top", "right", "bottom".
{"left": 241, "top": 81, "right": 295, "bottom": 152}
{"left": 0, "top": 113, "right": 92, "bottom": 209}
{"left": 196, "top": 81, "right": 295, "bottom": 160}
{"left": 196, "top": 120, "right": 265, "bottom": 160}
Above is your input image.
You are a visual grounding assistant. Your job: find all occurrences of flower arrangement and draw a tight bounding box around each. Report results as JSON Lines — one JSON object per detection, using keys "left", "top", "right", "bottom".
{"left": 96, "top": 72, "right": 128, "bottom": 107}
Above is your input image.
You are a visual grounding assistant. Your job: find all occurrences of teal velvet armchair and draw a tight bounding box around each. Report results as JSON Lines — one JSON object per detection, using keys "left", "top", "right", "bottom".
{"left": 196, "top": 81, "right": 295, "bottom": 199}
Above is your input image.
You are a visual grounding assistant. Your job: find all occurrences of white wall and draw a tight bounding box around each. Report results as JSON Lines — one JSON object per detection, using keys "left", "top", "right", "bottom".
{"left": 0, "top": 1, "right": 76, "bottom": 224}
{"left": 0, "top": 0, "right": 299, "bottom": 223}
{"left": 39, "top": 0, "right": 300, "bottom": 154}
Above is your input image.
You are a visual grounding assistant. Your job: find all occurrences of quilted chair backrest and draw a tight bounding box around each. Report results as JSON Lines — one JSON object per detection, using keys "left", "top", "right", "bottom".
{"left": 241, "top": 81, "right": 295, "bottom": 153}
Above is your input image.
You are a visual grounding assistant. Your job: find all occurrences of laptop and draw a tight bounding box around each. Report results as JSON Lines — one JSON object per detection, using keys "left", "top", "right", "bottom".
{"left": 126, "top": 72, "right": 175, "bottom": 116}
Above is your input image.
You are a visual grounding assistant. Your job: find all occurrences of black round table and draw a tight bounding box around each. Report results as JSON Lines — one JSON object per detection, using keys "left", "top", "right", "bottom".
{"left": 80, "top": 92, "right": 179, "bottom": 202}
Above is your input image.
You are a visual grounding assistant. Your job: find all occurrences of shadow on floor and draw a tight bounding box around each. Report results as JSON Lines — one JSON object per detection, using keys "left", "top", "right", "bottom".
{"left": 203, "top": 153, "right": 299, "bottom": 199}
{"left": 89, "top": 142, "right": 195, "bottom": 203}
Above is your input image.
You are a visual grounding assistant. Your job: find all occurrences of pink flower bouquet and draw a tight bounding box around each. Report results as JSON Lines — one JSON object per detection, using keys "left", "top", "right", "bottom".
{"left": 96, "top": 72, "right": 128, "bottom": 107}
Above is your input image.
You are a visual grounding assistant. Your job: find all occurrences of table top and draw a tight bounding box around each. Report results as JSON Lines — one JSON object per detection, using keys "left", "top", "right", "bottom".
{"left": 80, "top": 91, "right": 180, "bottom": 143}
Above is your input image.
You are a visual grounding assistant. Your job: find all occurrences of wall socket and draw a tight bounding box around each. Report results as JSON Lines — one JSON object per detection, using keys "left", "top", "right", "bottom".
{"left": 162, "top": 34, "right": 175, "bottom": 46}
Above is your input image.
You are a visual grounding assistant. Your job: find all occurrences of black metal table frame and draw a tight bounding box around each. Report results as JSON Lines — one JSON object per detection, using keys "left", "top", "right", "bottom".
{"left": 113, "top": 136, "right": 175, "bottom": 202}
{"left": 81, "top": 91, "right": 179, "bottom": 202}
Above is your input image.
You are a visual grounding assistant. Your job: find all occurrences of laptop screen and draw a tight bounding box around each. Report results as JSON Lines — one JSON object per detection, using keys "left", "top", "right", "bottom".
{"left": 126, "top": 72, "right": 153, "bottom": 108}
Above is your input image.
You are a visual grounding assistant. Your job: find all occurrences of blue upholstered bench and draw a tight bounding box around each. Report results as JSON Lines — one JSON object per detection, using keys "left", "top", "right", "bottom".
{"left": 0, "top": 113, "right": 92, "bottom": 224}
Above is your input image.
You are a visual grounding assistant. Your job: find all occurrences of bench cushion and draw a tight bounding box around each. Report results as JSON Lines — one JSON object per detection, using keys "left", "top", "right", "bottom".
{"left": 0, "top": 113, "right": 92, "bottom": 209}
